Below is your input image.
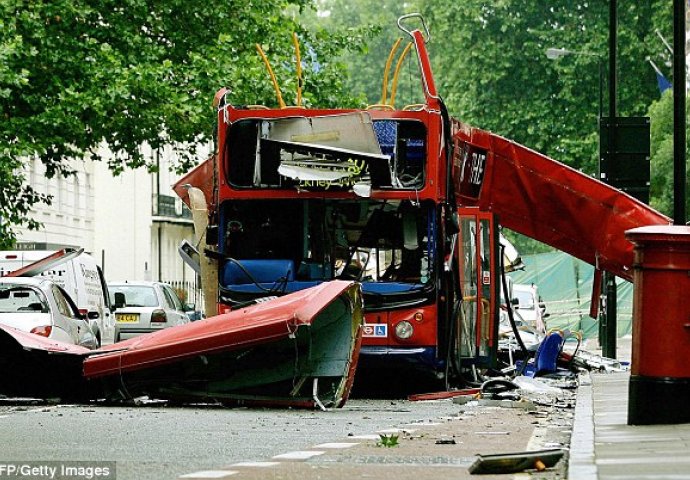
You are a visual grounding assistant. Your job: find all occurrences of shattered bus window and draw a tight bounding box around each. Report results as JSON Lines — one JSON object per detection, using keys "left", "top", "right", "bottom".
{"left": 218, "top": 199, "right": 435, "bottom": 309}
{"left": 225, "top": 115, "right": 426, "bottom": 192}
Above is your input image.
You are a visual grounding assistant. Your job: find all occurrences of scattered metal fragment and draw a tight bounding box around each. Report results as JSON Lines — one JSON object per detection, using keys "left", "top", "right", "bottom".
{"left": 468, "top": 448, "right": 565, "bottom": 474}
{"left": 408, "top": 388, "right": 481, "bottom": 401}
{"left": 435, "top": 437, "right": 457, "bottom": 445}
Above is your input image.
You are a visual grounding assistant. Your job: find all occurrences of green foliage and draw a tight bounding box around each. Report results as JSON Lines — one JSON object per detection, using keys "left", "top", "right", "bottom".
{"left": 420, "top": 1, "right": 669, "bottom": 175}
{"left": 306, "top": 0, "right": 423, "bottom": 108}
{"left": 502, "top": 229, "right": 554, "bottom": 256}
{"left": 647, "top": 89, "right": 690, "bottom": 217}
{"left": 377, "top": 433, "right": 399, "bottom": 447}
{"left": 0, "top": 0, "right": 369, "bottom": 246}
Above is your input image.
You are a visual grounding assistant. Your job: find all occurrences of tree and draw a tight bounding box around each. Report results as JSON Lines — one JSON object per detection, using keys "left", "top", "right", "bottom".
{"left": 647, "top": 89, "right": 690, "bottom": 217}
{"left": 421, "top": 1, "right": 670, "bottom": 175}
{"left": 307, "top": 0, "right": 423, "bottom": 108}
{"left": 422, "top": 1, "right": 673, "bottom": 255}
{"left": 0, "top": 0, "right": 370, "bottom": 248}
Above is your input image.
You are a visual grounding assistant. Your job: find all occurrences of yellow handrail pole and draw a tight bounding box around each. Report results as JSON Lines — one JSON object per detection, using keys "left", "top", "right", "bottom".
{"left": 380, "top": 38, "right": 402, "bottom": 105}
{"left": 389, "top": 42, "right": 413, "bottom": 107}
{"left": 255, "top": 44, "right": 286, "bottom": 109}
{"left": 292, "top": 32, "right": 303, "bottom": 107}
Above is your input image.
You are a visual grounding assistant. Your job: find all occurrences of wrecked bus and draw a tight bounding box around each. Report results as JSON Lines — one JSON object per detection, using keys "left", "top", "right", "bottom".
{"left": 176, "top": 16, "right": 500, "bottom": 383}
{"left": 175, "top": 14, "right": 669, "bottom": 384}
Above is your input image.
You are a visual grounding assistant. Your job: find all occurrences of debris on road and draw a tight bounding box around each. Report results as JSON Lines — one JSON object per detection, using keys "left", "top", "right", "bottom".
{"left": 434, "top": 436, "right": 456, "bottom": 444}
{"left": 468, "top": 448, "right": 565, "bottom": 474}
{"left": 407, "top": 388, "right": 481, "bottom": 402}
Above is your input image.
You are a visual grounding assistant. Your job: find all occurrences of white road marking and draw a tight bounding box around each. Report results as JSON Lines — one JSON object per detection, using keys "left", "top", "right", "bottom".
{"left": 313, "top": 442, "right": 359, "bottom": 449}
{"left": 179, "top": 471, "right": 237, "bottom": 479}
{"left": 272, "top": 450, "right": 325, "bottom": 460}
{"left": 378, "top": 428, "right": 416, "bottom": 434}
{"left": 348, "top": 434, "right": 380, "bottom": 440}
{"left": 401, "top": 422, "right": 442, "bottom": 426}
{"left": 230, "top": 462, "right": 280, "bottom": 467}
{"left": 27, "top": 406, "right": 57, "bottom": 414}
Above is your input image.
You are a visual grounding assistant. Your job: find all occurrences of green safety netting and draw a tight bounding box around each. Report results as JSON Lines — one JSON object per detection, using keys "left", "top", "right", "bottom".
{"left": 508, "top": 251, "right": 632, "bottom": 339}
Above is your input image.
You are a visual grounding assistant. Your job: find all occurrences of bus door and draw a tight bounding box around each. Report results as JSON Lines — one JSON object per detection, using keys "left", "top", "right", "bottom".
{"left": 455, "top": 207, "right": 499, "bottom": 368}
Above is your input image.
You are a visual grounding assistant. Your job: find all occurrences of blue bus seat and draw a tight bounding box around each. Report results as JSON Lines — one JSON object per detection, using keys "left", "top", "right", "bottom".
{"left": 361, "top": 282, "right": 425, "bottom": 295}
{"left": 222, "top": 259, "right": 295, "bottom": 287}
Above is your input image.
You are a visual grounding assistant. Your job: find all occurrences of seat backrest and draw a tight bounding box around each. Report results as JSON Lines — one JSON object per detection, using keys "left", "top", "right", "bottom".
{"left": 534, "top": 331, "right": 564, "bottom": 374}
{"left": 222, "top": 259, "right": 295, "bottom": 287}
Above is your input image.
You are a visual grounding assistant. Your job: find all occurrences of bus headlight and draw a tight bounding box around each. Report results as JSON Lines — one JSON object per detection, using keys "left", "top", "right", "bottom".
{"left": 394, "top": 321, "right": 414, "bottom": 340}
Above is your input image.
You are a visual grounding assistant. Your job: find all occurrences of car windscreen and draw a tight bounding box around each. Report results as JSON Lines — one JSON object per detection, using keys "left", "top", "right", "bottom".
{"left": 109, "top": 286, "right": 159, "bottom": 308}
{"left": 0, "top": 285, "right": 49, "bottom": 313}
{"left": 515, "top": 290, "right": 535, "bottom": 309}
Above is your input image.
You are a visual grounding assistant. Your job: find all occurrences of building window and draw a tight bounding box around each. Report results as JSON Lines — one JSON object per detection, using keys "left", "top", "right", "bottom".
{"left": 74, "top": 177, "right": 81, "bottom": 214}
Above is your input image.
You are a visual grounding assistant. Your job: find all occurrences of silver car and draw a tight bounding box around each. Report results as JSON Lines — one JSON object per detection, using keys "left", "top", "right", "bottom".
{"left": 109, "top": 281, "right": 190, "bottom": 342}
{"left": 0, "top": 277, "right": 98, "bottom": 349}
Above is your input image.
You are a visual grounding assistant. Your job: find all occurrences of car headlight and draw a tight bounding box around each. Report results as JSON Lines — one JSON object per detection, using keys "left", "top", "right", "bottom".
{"left": 394, "top": 320, "right": 414, "bottom": 340}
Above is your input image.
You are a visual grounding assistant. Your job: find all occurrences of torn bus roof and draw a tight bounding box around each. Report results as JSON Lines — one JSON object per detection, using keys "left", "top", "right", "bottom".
{"left": 0, "top": 325, "right": 91, "bottom": 399}
{"left": 0, "top": 324, "right": 91, "bottom": 354}
{"left": 173, "top": 154, "right": 215, "bottom": 212}
{"left": 453, "top": 125, "right": 670, "bottom": 282}
{"left": 84, "top": 280, "right": 363, "bottom": 409}
{"left": 2, "top": 248, "right": 84, "bottom": 278}
{"left": 0, "top": 282, "right": 363, "bottom": 409}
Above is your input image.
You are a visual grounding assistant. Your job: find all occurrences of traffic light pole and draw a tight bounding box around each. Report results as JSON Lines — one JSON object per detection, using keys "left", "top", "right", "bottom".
{"left": 602, "top": 0, "right": 618, "bottom": 358}
{"left": 673, "top": 0, "right": 686, "bottom": 225}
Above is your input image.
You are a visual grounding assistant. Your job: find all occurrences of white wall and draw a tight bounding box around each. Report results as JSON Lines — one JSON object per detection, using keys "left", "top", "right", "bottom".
{"left": 92, "top": 152, "right": 153, "bottom": 283}
{"left": 15, "top": 143, "right": 210, "bottom": 290}
{"left": 17, "top": 158, "right": 95, "bottom": 253}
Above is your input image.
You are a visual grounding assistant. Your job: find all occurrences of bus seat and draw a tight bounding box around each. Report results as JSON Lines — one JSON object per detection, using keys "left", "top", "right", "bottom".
{"left": 361, "top": 282, "right": 425, "bottom": 295}
{"left": 533, "top": 331, "right": 564, "bottom": 375}
{"left": 222, "top": 259, "right": 295, "bottom": 288}
{"left": 373, "top": 121, "right": 397, "bottom": 159}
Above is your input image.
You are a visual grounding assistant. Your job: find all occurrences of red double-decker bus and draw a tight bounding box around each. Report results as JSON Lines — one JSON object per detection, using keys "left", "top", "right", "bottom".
{"left": 176, "top": 16, "right": 500, "bottom": 383}
{"left": 175, "top": 14, "right": 668, "bottom": 385}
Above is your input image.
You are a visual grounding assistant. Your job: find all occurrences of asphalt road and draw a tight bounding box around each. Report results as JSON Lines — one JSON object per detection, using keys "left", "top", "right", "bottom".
{"left": 0, "top": 398, "right": 467, "bottom": 480}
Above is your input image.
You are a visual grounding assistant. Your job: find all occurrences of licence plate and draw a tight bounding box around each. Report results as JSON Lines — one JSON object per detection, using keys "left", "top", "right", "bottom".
{"left": 116, "top": 313, "right": 139, "bottom": 323}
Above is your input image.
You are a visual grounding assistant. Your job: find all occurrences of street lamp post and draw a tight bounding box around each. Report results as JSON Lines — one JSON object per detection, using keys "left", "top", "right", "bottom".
{"left": 545, "top": 48, "right": 604, "bottom": 123}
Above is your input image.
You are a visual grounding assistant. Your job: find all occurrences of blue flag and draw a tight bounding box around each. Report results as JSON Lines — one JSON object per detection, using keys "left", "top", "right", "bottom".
{"left": 656, "top": 71, "right": 672, "bottom": 94}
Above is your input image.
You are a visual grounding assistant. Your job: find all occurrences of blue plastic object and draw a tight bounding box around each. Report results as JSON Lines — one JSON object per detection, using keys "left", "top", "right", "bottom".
{"left": 222, "top": 259, "right": 295, "bottom": 286}
{"left": 360, "top": 282, "right": 424, "bottom": 294}
{"left": 516, "top": 331, "right": 565, "bottom": 378}
{"left": 534, "top": 331, "right": 564, "bottom": 375}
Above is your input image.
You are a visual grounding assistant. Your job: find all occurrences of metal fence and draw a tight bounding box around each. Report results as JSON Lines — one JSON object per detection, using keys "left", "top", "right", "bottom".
{"left": 166, "top": 279, "right": 204, "bottom": 314}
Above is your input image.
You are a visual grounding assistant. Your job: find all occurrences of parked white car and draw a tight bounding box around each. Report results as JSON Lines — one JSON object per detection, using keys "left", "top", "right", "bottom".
{"left": 0, "top": 277, "right": 98, "bottom": 349}
{"left": 513, "top": 283, "right": 548, "bottom": 334}
{"left": 109, "top": 281, "right": 190, "bottom": 342}
{"left": 0, "top": 249, "right": 115, "bottom": 345}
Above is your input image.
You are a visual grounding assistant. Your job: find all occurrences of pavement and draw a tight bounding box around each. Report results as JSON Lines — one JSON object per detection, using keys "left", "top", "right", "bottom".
{"left": 174, "top": 375, "right": 575, "bottom": 480}
{"left": 569, "top": 336, "right": 690, "bottom": 479}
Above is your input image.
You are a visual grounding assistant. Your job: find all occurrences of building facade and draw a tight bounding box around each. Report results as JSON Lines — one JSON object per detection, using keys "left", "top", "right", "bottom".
{"left": 14, "top": 144, "right": 207, "bottom": 310}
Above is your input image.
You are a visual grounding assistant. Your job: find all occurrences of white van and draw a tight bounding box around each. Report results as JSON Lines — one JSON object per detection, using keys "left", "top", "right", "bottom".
{"left": 0, "top": 249, "right": 115, "bottom": 346}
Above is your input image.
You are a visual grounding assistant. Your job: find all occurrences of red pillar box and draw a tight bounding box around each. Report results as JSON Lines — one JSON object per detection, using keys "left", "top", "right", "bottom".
{"left": 626, "top": 225, "right": 690, "bottom": 425}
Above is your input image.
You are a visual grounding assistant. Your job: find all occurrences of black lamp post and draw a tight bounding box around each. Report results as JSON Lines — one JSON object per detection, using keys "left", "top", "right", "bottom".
{"left": 546, "top": 48, "right": 604, "bottom": 124}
